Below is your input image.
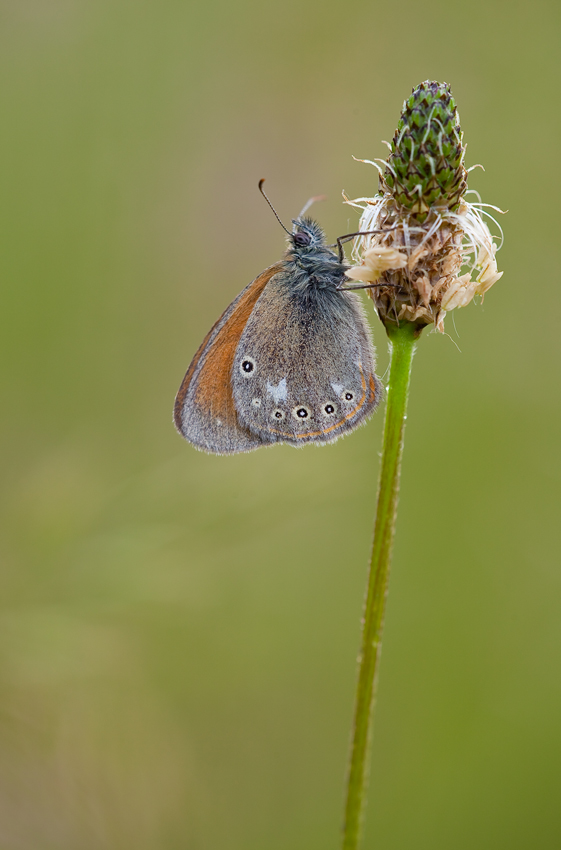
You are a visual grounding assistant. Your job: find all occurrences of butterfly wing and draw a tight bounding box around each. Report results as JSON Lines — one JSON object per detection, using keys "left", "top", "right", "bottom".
{"left": 231, "top": 273, "right": 381, "bottom": 446}
{"left": 174, "top": 263, "right": 283, "bottom": 454}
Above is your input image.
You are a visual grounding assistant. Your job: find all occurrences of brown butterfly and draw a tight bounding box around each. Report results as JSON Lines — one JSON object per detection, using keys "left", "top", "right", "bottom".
{"left": 174, "top": 183, "right": 382, "bottom": 454}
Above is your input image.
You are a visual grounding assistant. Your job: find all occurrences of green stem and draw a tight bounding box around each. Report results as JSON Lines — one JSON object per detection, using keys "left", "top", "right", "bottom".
{"left": 342, "top": 321, "right": 418, "bottom": 850}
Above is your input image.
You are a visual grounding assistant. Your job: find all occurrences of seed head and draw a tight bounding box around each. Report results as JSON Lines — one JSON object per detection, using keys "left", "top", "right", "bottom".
{"left": 346, "top": 81, "right": 503, "bottom": 332}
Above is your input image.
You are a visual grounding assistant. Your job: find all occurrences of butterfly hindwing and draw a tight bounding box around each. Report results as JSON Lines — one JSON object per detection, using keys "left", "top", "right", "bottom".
{"left": 231, "top": 273, "right": 381, "bottom": 446}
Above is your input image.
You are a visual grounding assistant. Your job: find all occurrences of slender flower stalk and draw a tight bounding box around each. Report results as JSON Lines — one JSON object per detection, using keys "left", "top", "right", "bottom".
{"left": 343, "top": 321, "right": 417, "bottom": 850}
{"left": 341, "top": 81, "right": 504, "bottom": 849}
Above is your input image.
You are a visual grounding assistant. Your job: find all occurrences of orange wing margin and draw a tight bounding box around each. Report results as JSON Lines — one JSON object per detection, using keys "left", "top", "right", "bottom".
{"left": 173, "top": 263, "right": 282, "bottom": 431}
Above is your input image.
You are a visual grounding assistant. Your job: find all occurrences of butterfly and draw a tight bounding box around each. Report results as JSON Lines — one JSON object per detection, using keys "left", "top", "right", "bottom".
{"left": 174, "top": 182, "right": 382, "bottom": 454}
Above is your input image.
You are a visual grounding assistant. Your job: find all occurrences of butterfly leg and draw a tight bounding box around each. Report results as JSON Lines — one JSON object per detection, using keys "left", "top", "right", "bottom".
{"left": 336, "top": 282, "right": 401, "bottom": 292}
{"left": 334, "top": 227, "right": 399, "bottom": 262}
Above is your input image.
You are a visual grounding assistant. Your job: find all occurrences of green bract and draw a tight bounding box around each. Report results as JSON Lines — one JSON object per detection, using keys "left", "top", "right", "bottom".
{"left": 382, "top": 81, "right": 467, "bottom": 221}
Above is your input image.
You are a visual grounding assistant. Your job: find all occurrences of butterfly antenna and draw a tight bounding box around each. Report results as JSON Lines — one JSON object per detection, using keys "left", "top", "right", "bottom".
{"left": 298, "top": 194, "right": 327, "bottom": 218}
{"left": 258, "top": 179, "right": 291, "bottom": 236}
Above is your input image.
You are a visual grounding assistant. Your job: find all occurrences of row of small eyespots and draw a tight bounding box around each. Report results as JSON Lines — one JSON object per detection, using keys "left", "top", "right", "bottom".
{"left": 251, "top": 396, "right": 355, "bottom": 421}
{"left": 241, "top": 358, "right": 357, "bottom": 420}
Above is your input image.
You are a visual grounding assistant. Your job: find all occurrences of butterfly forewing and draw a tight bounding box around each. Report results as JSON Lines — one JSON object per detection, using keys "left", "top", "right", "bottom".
{"left": 173, "top": 264, "right": 282, "bottom": 454}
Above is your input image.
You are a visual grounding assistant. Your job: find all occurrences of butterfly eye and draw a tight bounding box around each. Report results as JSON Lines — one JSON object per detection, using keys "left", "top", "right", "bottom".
{"left": 240, "top": 357, "right": 255, "bottom": 375}
{"left": 322, "top": 403, "right": 337, "bottom": 416}
{"left": 343, "top": 391, "right": 354, "bottom": 401}
{"left": 293, "top": 231, "right": 311, "bottom": 247}
{"left": 272, "top": 409, "right": 285, "bottom": 420}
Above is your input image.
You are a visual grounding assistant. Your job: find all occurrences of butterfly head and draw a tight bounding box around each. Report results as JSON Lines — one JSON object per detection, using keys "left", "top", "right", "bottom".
{"left": 290, "top": 216, "right": 327, "bottom": 253}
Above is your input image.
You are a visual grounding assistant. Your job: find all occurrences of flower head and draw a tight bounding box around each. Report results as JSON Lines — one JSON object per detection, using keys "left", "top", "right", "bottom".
{"left": 346, "top": 81, "right": 503, "bottom": 332}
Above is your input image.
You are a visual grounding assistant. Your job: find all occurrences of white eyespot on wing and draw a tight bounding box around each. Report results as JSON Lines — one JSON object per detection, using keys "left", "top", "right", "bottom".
{"left": 240, "top": 357, "right": 256, "bottom": 376}
{"left": 266, "top": 378, "right": 287, "bottom": 403}
{"left": 292, "top": 405, "right": 311, "bottom": 421}
{"left": 331, "top": 381, "right": 344, "bottom": 396}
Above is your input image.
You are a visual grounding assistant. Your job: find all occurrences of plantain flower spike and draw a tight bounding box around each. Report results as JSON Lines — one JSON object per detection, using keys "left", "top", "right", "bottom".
{"left": 346, "top": 81, "right": 503, "bottom": 332}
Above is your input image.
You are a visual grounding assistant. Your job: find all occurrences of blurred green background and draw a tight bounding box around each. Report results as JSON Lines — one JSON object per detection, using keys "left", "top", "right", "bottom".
{"left": 1, "top": 0, "right": 560, "bottom": 847}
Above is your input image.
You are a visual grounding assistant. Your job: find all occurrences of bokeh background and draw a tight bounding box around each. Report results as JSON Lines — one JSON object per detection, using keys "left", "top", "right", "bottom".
{"left": 1, "top": 0, "right": 560, "bottom": 847}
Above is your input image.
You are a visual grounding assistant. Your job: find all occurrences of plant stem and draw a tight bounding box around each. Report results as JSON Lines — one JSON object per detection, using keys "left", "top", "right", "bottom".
{"left": 342, "top": 320, "right": 418, "bottom": 850}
